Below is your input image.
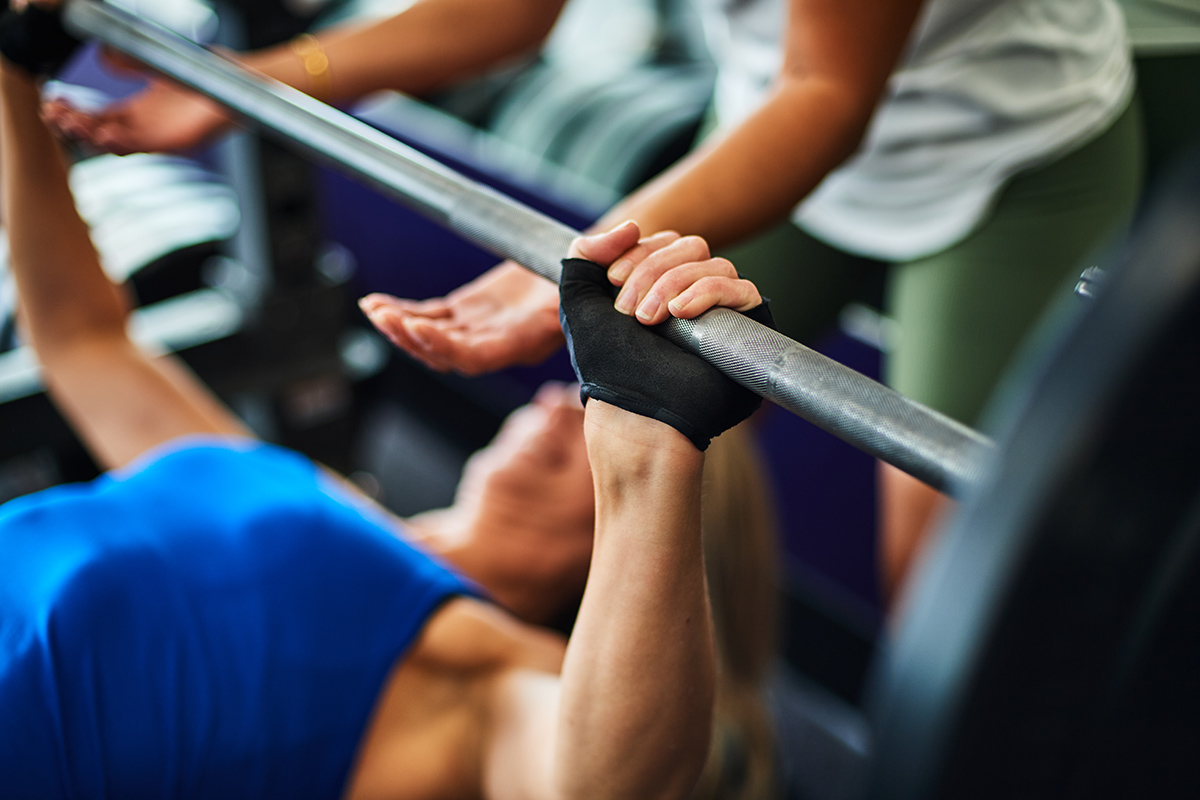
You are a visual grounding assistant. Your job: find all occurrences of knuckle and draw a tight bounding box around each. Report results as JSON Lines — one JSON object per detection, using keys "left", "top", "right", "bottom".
{"left": 693, "top": 275, "right": 726, "bottom": 294}
{"left": 635, "top": 254, "right": 676, "bottom": 282}
{"left": 651, "top": 272, "right": 691, "bottom": 297}
{"left": 678, "top": 235, "right": 711, "bottom": 259}
{"left": 641, "top": 230, "right": 680, "bottom": 247}
{"left": 737, "top": 277, "right": 762, "bottom": 298}
{"left": 621, "top": 267, "right": 652, "bottom": 294}
{"left": 711, "top": 257, "right": 738, "bottom": 277}
{"left": 681, "top": 235, "right": 705, "bottom": 260}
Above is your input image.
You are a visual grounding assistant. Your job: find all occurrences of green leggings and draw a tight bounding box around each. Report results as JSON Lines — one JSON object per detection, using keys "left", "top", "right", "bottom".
{"left": 720, "top": 99, "right": 1144, "bottom": 427}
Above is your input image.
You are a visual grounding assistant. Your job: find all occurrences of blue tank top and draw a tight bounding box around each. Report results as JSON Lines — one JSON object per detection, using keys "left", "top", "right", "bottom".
{"left": 0, "top": 439, "right": 474, "bottom": 799}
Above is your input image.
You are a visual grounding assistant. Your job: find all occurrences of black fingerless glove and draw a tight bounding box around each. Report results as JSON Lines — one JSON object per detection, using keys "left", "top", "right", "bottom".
{"left": 559, "top": 257, "right": 775, "bottom": 451}
{"left": 0, "top": 3, "right": 83, "bottom": 78}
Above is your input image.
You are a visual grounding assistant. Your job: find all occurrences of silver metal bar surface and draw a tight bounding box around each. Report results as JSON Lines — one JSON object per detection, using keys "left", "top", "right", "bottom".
{"left": 63, "top": 0, "right": 995, "bottom": 494}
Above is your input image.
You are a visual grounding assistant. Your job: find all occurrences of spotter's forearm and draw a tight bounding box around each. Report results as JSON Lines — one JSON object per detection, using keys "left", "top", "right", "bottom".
{"left": 243, "top": 0, "right": 566, "bottom": 102}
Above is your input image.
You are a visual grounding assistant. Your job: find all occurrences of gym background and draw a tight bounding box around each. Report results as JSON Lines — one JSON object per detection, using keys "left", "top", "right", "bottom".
{"left": 0, "top": 1, "right": 1198, "bottom": 798}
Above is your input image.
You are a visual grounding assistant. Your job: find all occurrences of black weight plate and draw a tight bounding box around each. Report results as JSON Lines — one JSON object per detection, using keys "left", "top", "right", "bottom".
{"left": 865, "top": 154, "right": 1200, "bottom": 800}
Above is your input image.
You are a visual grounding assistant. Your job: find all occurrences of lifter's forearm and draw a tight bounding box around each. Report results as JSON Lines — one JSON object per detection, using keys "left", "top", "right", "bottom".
{"left": 556, "top": 402, "right": 713, "bottom": 800}
{"left": 1, "top": 64, "right": 128, "bottom": 355}
{"left": 1, "top": 62, "right": 249, "bottom": 471}
{"left": 242, "top": 0, "right": 565, "bottom": 102}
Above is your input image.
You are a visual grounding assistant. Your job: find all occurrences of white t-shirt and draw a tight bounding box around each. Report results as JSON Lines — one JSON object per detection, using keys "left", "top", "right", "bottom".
{"left": 698, "top": 0, "right": 1135, "bottom": 261}
{"left": 1118, "top": 0, "right": 1200, "bottom": 53}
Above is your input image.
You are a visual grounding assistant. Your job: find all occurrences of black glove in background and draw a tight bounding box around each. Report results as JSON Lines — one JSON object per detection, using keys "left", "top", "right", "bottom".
{"left": 559, "top": 257, "right": 773, "bottom": 451}
{"left": 0, "top": 3, "right": 82, "bottom": 77}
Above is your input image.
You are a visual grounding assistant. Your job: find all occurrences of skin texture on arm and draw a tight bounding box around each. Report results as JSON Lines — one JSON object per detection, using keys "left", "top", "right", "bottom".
{"left": 0, "top": 60, "right": 250, "bottom": 469}
{"left": 549, "top": 401, "right": 710, "bottom": 800}
{"left": 529, "top": 403, "right": 709, "bottom": 800}
{"left": 254, "top": 0, "right": 566, "bottom": 100}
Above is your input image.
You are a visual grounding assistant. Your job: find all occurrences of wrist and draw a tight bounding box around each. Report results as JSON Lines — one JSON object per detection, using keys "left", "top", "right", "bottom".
{"left": 584, "top": 400, "right": 703, "bottom": 474}
{"left": 289, "top": 33, "right": 332, "bottom": 102}
{"left": 584, "top": 401, "right": 704, "bottom": 556}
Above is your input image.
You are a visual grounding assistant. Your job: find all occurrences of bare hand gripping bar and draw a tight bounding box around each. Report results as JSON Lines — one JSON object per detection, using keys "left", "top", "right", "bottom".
{"left": 64, "top": 0, "right": 994, "bottom": 494}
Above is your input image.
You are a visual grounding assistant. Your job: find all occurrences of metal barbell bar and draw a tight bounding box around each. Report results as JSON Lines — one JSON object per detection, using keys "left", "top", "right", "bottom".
{"left": 62, "top": 0, "right": 995, "bottom": 494}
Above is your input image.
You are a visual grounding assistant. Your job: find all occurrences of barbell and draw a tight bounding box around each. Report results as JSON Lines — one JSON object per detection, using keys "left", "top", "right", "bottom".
{"left": 61, "top": 0, "right": 994, "bottom": 496}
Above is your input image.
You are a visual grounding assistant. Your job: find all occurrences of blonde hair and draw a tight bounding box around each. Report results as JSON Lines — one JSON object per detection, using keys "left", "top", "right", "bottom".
{"left": 692, "top": 421, "right": 779, "bottom": 800}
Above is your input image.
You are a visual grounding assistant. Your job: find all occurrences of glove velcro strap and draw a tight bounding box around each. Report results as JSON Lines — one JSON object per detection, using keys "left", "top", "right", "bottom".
{"left": 579, "top": 382, "right": 709, "bottom": 451}
{"left": 0, "top": 5, "right": 83, "bottom": 77}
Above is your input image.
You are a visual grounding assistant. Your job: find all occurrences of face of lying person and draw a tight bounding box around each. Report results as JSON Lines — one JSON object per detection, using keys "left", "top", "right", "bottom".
{"left": 456, "top": 381, "right": 593, "bottom": 520}
{"left": 441, "top": 381, "right": 596, "bottom": 622}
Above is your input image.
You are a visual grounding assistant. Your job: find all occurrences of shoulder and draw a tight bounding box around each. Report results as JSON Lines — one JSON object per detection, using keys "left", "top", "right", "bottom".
{"left": 409, "top": 597, "right": 567, "bottom": 675}
{"left": 346, "top": 598, "right": 565, "bottom": 799}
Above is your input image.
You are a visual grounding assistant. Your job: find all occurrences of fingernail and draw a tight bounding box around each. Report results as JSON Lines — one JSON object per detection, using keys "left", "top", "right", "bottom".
{"left": 614, "top": 286, "right": 636, "bottom": 315}
{"left": 608, "top": 258, "right": 633, "bottom": 284}
{"left": 667, "top": 291, "right": 694, "bottom": 315}
{"left": 636, "top": 294, "right": 662, "bottom": 322}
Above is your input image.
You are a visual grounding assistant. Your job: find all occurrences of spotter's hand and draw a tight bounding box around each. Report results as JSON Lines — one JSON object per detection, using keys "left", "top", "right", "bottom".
{"left": 42, "top": 72, "right": 231, "bottom": 155}
{"left": 358, "top": 261, "right": 564, "bottom": 376}
{"left": 356, "top": 223, "right": 764, "bottom": 378}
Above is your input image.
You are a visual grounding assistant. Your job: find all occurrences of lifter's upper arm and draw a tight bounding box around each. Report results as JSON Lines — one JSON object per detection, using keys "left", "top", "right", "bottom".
{"left": 482, "top": 668, "right": 562, "bottom": 800}
{"left": 40, "top": 334, "right": 250, "bottom": 470}
{"left": 430, "top": 599, "right": 566, "bottom": 800}
{"left": 345, "top": 596, "right": 567, "bottom": 800}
